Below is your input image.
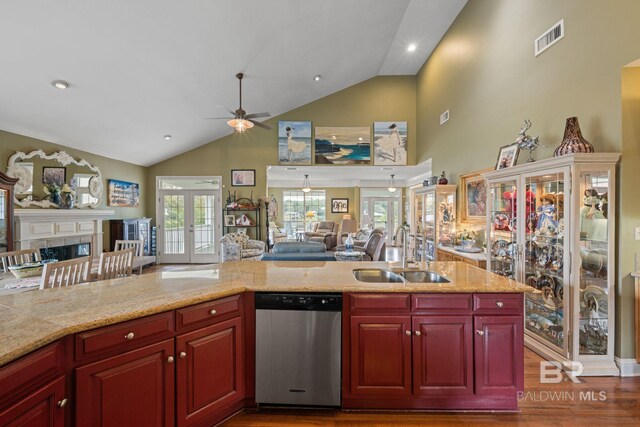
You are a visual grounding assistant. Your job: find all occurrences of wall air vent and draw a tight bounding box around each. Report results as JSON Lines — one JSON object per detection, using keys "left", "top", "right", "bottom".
{"left": 535, "top": 19, "right": 564, "bottom": 56}
{"left": 440, "top": 110, "right": 449, "bottom": 125}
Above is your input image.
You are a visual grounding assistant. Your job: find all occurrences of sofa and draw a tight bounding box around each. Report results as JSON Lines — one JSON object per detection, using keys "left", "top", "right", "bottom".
{"left": 335, "top": 228, "right": 387, "bottom": 261}
{"left": 260, "top": 241, "right": 336, "bottom": 261}
{"left": 221, "top": 233, "right": 266, "bottom": 261}
{"left": 304, "top": 221, "right": 339, "bottom": 250}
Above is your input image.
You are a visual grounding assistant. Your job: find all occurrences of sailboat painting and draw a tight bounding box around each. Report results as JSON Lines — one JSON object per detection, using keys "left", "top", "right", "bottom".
{"left": 278, "top": 121, "right": 312, "bottom": 165}
{"left": 314, "top": 127, "right": 371, "bottom": 165}
{"left": 373, "top": 122, "right": 407, "bottom": 165}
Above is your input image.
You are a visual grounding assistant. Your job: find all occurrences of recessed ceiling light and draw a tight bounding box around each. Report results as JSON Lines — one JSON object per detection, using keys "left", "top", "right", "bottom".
{"left": 407, "top": 44, "right": 417, "bottom": 52}
{"left": 313, "top": 75, "right": 321, "bottom": 81}
{"left": 163, "top": 135, "right": 172, "bottom": 140}
{"left": 51, "top": 80, "right": 69, "bottom": 89}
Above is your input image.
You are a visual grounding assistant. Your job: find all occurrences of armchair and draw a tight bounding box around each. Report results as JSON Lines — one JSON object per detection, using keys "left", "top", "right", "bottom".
{"left": 304, "top": 221, "right": 339, "bottom": 250}
{"left": 221, "top": 233, "right": 266, "bottom": 262}
{"left": 268, "top": 221, "right": 288, "bottom": 246}
{"left": 335, "top": 228, "right": 387, "bottom": 261}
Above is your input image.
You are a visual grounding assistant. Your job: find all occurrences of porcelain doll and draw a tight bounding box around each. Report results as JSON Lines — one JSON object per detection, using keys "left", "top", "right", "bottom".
{"left": 536, "top": 194, "right": 558, "bottom": 233}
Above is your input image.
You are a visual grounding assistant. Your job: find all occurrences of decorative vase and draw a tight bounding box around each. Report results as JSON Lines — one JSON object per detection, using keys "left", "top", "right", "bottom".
{"left": 438, "top": 171, "right": 448, "bottom": 185}
{"left": 59, "top": 192, "right": 75, "bottom": 209}
{"left": 461, "top": 239, "right": 475, "bottom": 249}
{"left": 345, "top": 233, "right": 354, "bottom": 252}
{"left": 553, "top": 116, "right": 594, "bottom": 157}
{"left": 50, "top": 192, "right": 61, "bottom": 205}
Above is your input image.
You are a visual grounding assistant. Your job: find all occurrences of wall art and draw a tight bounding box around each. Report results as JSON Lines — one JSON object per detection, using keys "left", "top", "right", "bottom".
{"left": 107, "top": 179, "right": 140, "bottom": 207}
{"left": 315, "top": 127, "right": 370, "bottom": 165}
{"left": 373, "top": 121, "right": 407, "bottom": 165}
{"left": 278, "top": 121, "right": 312, "bottom": 165}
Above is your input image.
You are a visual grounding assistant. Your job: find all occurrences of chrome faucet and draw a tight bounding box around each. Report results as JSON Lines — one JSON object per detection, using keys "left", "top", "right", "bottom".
{"left": 394, "top": 224, "right": 410, "bottom": 269}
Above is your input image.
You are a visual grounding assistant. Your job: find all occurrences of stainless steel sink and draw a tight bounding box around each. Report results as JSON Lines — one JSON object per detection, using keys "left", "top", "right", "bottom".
{"left": 352, "top": 269, "right": 404, "bottom": 283}
{"left": 398, "top": 270, "right": 451, "bottom": 284}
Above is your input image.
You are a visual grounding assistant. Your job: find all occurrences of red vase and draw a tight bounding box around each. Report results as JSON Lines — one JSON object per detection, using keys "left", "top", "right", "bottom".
{"left": 554, "top": 117, "right": 594, "bottom": 157}
{"left": 438, "top": 171, "right": 448, "bottom": 185}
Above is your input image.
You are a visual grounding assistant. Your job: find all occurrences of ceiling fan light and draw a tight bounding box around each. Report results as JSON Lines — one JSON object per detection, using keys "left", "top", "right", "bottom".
{"left": 227, "top": 118, "right": 254, "bottom": 133}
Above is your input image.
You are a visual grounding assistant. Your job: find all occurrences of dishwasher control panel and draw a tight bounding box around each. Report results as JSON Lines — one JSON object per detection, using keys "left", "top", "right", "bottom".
{"left": 255, "top": 293, "right": 342, "bottom": 311}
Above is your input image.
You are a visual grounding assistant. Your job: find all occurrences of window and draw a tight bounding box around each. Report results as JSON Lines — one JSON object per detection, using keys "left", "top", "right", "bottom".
{"left": 282, "top": 190, "right": 326, "bottom": 236}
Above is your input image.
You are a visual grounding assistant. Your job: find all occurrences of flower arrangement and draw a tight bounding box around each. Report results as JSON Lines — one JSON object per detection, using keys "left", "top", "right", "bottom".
{"left": 43, "top": 182, "right": 75, "bottom": 207}
{"left": 458, "top": 229, "right": 477, "bottom": 248}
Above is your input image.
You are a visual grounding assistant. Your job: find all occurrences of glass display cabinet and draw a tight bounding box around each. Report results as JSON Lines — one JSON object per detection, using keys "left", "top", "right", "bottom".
{"left": 484, "top": 153, "right": 620, "bottom": 376}
{"left": 413, "top": 185, "right": 456, "bottom": 261}
{"left": 0, "top": 172, "right": 18, "bottom": 253}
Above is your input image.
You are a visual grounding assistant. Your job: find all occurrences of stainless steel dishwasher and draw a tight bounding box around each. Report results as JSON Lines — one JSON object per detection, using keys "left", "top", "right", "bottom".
{"left": 255, "top": 293, "right": 342, "bottom": 407}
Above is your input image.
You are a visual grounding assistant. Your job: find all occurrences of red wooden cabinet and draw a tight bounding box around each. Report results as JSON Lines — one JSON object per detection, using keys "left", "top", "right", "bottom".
{"left": 75, "top": 339, "right": 175, "bottom": 427}
{"left": 349, "top": 315, "right": 412, "bottom": 396}
{"left": 412, "top": 315, "right": 473, "bottom": 396}
{"left": 474, "top": 315, "right": 524, "bottom": 395}
{"left": 176, "top": 316, "right": 244, "bottom": 427}
{"left": 0, "top": 376, "right": 65, "bottom": 427}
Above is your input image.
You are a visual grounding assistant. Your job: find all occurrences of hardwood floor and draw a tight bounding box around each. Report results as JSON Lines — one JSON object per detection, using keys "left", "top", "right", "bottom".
{"left": 223, "top": 349, "right": 640, "bottom": 426}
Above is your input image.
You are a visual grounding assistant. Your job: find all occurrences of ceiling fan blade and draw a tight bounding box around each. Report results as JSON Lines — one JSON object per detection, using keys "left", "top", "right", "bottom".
{"left": 249, "top": 119, "right": 272, "bottom": 130}
{"left": 245, "top": 112, "right": 270, "bottom": 119}
{"left": 204, "top": 116, "right": 234, "bottom": 120}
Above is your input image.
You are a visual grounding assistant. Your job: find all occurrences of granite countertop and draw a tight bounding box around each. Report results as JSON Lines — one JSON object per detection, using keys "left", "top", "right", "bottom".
{"left": 0, "top": 261, "right": 530, "bottom": 367}
{"left": 437, "top": 245, "right": 487, "bottom": 261}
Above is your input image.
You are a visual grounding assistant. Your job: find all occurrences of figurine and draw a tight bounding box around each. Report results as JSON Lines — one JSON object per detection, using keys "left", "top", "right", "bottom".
{"left": 515, "top": 120, "right": 541, "bottom": 162}
{"left": 536, "top": 194, "right": 558, "bottom": 233}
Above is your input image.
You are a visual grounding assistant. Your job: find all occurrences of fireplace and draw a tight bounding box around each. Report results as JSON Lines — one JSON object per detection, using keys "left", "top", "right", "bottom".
{"left": 41, "top": 242, "right": 91, "bottom": 261}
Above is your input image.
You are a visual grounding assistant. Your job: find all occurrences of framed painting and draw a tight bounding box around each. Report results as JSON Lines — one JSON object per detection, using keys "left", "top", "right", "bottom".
{"left": 224, "top": 214, "right": 235, "bottom": 227}
{"left": 331, "top": 198, "right": 349, "bottom": 213}
{"left": 459, "top": 168, "right": 493, "bottom": 222}
{"left": 231, "top": 169, "right": 255, "bottom": 187}
{"left": 278, "top": 121, "right": 312, "bottom": 165}
{"left": 373, "top": 121, "right": 407, "bottom": 165}
{"left": 107, "top": 179, "right": 140, "bottom": 207}
{"left": 42, "top": 167, "right": 66, "bottom": 186}
{"left": 495, "top": 143, "right": 520, "bottom": 170}
{"left": 315, "top": 127, "right": 370, "bottom": 165}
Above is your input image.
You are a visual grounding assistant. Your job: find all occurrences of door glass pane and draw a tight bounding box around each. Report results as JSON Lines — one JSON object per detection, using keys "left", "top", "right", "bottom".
{"left": 160, "top": 178, "right": 219, "bottom": 190}
{"left": 163, "top": 194, "right": 185, "bottom": 255}
{"left": 373, "top": 200, "right": 388, "bottom": 230}
{"left": 0, "top": 189, "right": 6, "bottom": 252}
{"left": 488, "top": 179, "right": 518, "bottom": 279}
{"left": 193, "top": 194, "right": 215, "bottom": 255}
{"left": 523, "top": 172, "right": 565, "bottom": 351}
{"left": 423, "top": 193, "right": 435, "bottom": 260}
{"left": 578, "top": 172, "right": 609, "bottom": 355}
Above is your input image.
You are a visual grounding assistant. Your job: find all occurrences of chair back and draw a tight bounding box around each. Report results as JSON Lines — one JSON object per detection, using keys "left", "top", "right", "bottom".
{"left": 0, "top": 249, "right": 42, "bottom": 272}
{"left": 316, "top": 221, "right": 337, "bottom": 233}
{"left": 364, "top": 229, "right": 386, "bottom": 262}
{"left": 40, "top": 256, "right": 92, "bottom": 290}
{"left": 98, "top": 248, "right": 134, "bottom": 280}
{"left": 114, "top": 240, "right": 144, "bottom": 256}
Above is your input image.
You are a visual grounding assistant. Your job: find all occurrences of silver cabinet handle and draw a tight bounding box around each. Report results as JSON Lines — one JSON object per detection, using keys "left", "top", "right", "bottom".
{"left": 179, "top": 351, "right": 187, "bottom": 358}
{"left": 405, "top": 330, "right": 412, "bottom": 336}
{"left": 57, "top": 398, "right": 68, "bottom": 408}
{"left": 496, "top": 301, "right": 504, "bottom": 308}
{"left": 210, "top": 309, "right": 217, "bottom": 316}
{"left": 476, "top": 330, "right": 484, "bottom": 336}
{"left": 415, "top": 330, "right": 421, "bottom": 336}
{"left": 125, "top": 332, "right": 135, "bottom": 340}
{"left": 167, "top": 356, "right": 174, "bottom": 363}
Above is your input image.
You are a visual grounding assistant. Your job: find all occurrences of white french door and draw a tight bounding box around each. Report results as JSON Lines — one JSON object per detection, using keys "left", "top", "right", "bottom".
{"left": 156, "top": 177, "right": 221, "bottom": 264}
{"left": 361, "top": 192, "right": 401, "bottom": 244}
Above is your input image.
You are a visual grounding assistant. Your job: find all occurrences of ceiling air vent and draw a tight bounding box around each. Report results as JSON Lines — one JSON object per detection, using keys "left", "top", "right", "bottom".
{"left": 535, "top": 19, "right": 564, "bottom": 56}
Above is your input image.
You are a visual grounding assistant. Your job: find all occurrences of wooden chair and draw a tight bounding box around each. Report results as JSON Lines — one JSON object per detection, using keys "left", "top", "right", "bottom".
{"left": 40, "top": 256, "right": 92, "bottom": 290}
{"left": 0, "top": 248, "right": 42, "bottom": 272}
{"left": 97, "top": 248, "right": 134, "bottom": 280}
{"left": 114, "top": 240, "right": 146, "bottom": 274}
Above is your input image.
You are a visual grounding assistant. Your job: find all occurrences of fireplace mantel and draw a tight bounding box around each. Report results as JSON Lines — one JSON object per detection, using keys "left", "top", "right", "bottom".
{"left": 14, "top": 209, "right": 115, "bottom": 253}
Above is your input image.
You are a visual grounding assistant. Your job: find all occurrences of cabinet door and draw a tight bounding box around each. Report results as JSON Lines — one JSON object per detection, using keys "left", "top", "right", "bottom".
{"left": 0, "top": 376, "right": 65, "bottom": 427}
{"left": 474, "top": 316, "right": 523, "bottom": 395}
{"left": 176, "top": 317, "right": 244, "bottom": 427}
{"left": 75, "top": 339, "right": 174, "bottom": 427}
{"left": 412, "top": 316, "right": 473, "bottom": 396}
{"left": 350, "top": 316, "right": 411, "bottom": 396}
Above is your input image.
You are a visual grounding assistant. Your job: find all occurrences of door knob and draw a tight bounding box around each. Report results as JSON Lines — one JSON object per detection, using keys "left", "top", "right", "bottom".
{"left": 476, "top": 330, "right": 485, "bottom": 336}
{"left": 210, "top": 309, "right": 217, "bottom": 316}
{"left": 167, "top": 356, "right": 174, "bottom": 363}
{"left": 57, "top": 398, "right": 68, "bottom": 408}
{"left": 124, "top": 332, "right": 135, "bottom": 340}
{"left": 415, "top": 331, "right": 421, "bottom": 336}
{"left": 179, "top": 352, "right": 187, "bottom": 358}
{"left": 496, "top": 301, "right": 504, "bottom": 307}
{"left": 405, "top": 330, "right": 412, "bottom": 336}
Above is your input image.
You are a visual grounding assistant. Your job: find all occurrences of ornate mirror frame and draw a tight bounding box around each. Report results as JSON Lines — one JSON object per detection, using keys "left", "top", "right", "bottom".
{"left": 6, "top": 150, "right": 104, "bottom": 209}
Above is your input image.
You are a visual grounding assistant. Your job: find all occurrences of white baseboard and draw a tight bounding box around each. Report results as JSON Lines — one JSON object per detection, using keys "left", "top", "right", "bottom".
{"left": 615, "top": 357, "right": 640, "bottom": 377}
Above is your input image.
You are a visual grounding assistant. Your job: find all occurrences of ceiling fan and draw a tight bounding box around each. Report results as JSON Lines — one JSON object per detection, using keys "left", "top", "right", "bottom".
{"left": 206, "top": 73, "right": 271, "bottom": 133}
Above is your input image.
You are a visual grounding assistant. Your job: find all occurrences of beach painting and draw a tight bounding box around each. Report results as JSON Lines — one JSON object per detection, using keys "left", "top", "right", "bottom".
{"left": 314, "top": 127, "right": 371, "bottom": 165}
{"left": 373, "top": 121, "right": 407, "bottom": 165}
{"left": 278, "top": 121, "right": 312, "bottom": 165}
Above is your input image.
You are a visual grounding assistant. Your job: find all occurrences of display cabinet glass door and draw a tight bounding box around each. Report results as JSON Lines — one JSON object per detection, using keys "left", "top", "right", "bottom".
{"left": 436, "top": 191, "right": 456, "bottom": 247}
{"left": 577, "top": 170, "right": 610, "bottom": 355}
{"left": 487, "top": 178, "right": 519, "bottom": 279}
{"left": 0, "top": 189, "right": 7, "bottom": 252}
{"left": 522, "top": 169, "right": 569, "bottom": 356}
{"left": 423, "top": 192, "right": 436, "bottom": 260}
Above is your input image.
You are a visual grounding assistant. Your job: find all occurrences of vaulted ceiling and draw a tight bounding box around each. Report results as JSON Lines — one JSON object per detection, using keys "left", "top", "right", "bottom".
{"left": 0, "top": 0, "right": 466, "bottom": 166}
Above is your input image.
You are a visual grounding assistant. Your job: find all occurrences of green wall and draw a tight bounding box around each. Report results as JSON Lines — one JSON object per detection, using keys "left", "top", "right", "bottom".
{"left": 146, "top": 75, "right": 417, "bottom": 237}
{"left": 0, "top": 130, "right": 147, "bottom": 250}
{"left": 416, "top": 0, "right": 640, "bottom": 359}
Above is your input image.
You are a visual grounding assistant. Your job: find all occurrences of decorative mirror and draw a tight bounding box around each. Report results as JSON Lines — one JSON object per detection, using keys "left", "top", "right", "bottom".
{"left": 6, "top": 150, "right": 104, "bottom": 209}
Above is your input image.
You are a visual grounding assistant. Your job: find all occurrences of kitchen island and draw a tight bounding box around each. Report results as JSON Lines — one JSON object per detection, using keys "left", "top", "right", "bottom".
{"left": 0, "top": 261, "right": 530, "bottom": 426}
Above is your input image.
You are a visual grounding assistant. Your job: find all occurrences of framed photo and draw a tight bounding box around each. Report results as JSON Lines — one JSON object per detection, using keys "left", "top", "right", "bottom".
{"left": 231, "top": 169, "right": 255, "bottom": 186}
{"left": 224, "top": 214, "right": 235, "bottom": 227}
{"left": 331, "top": 198, "right": 349, "bottom": 213}
{"left": 459, "top": 168, "right": 493, "bottom": 223}
{"left": 107, "top": 179, "right": 140, "bottom": 207}
{"left": 495, "top": 143, "right": 520, "bottom": 170}
{"left": 278, "top": 121, "right": 312, "bottom": 165}
{"left": 236, "top": 227, "right": 247, "bottom": 235}
{"left": 373, "top": 121, "right": 407, "bottom": 165}
{"left": 42, "top": 167, "right": 66, "bottom": 186}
